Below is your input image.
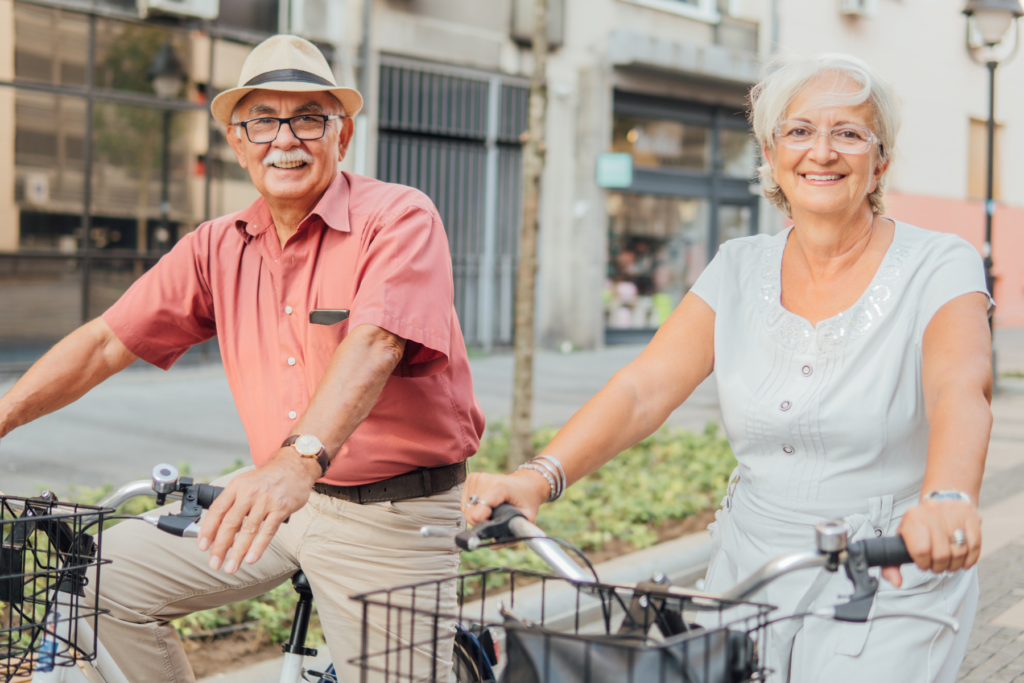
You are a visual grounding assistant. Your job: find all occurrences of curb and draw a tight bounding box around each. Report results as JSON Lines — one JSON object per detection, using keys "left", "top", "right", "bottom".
{"left": 196, "top": 530, "right": 714, "bottom": 682}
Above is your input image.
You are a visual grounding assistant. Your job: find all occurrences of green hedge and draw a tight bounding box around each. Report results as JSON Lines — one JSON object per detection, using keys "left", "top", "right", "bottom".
{"left": 459, "top": 421, "right": 736, "bottom": 586}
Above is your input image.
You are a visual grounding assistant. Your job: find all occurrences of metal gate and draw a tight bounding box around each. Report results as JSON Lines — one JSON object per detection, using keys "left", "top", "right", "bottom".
{"left": 376, "top": 61, "right": 527, "bottom": 349}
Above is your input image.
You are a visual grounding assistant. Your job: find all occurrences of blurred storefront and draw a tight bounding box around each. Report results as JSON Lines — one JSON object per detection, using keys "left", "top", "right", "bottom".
{"left": 0, "top": 0, "right": 283, "bottom": 366}
{"left": 603, "top": 93, "right": 758, "bottom": 343}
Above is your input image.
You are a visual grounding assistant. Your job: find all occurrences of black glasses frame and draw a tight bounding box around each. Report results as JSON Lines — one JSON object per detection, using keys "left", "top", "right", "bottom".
{"left": 236, "top": 114, "right": 343, "bottom": 144}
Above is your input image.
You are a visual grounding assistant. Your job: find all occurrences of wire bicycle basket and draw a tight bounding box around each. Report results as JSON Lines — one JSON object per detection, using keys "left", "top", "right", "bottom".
{"left": 350, "top": 567, "right": 772, "bottom": 683}
{"left": 1, "top": 495, "right": 112, "bottom": 682}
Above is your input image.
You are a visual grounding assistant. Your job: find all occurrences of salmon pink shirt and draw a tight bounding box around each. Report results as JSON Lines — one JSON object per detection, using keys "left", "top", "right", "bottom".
{"left": 103, "top": 172, "right": 485, "bottom": 486}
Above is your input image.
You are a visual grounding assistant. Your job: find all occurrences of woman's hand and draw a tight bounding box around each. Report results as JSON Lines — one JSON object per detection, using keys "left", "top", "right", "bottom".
{"left": 462, "top": 469, "right": 552, "bottom": 526}
{"left": 881, "top": 499, "right": 982, "bottom": 587}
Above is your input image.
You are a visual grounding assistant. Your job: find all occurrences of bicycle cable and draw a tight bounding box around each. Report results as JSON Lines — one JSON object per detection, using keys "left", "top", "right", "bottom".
{"left": 80, "top": 514, "right": 150, "bottom": 535}
{"left": 475, "top": 535, "right": 601, "bottom": 583}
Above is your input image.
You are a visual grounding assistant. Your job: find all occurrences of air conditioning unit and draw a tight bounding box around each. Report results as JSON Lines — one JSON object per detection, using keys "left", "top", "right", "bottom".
{"left": 138, "top": 0, "right": 219, "bottom": 21}
{"left": 839, "top": 0, "right": 878, "bottom": 18}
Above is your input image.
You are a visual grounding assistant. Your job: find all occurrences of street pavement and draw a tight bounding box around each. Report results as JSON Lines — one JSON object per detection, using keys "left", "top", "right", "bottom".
{"left": 1, "top": 330, "right": 1023, "bottom": 681}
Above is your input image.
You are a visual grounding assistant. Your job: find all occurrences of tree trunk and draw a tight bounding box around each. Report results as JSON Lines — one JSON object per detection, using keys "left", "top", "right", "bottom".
{"left": 507, "top": 0, "right": 548, "bottom": 472}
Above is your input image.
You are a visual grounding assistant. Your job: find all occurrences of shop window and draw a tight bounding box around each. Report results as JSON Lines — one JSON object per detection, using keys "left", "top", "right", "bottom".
{"left": 719, "top": 127, "right": 756, "bottom": 178}
{"left": 718, "top": 205, "right": 752, "bottom": 246}
{"left": 13, "top": 5, "right": 89, "bottom": 86}
{"left": 612, "top": 115, "right": 710, "bottom": 172}
{"left": 605, "top": 193, "right": 709, "bottom": 330}
{"left": 14, "top": 92, "right": 86, "bottom": 228}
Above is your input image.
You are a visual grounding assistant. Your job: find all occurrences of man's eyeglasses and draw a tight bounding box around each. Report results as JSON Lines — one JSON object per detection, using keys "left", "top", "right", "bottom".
{"left": 236, "top": 114, "right": 343, "bottom": 144}
{"left": 774, "top": 120, "right": 880, "bottom": 154}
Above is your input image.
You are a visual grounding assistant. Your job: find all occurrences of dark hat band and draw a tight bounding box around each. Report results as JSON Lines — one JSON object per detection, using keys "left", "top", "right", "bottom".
{"left": 244, "top": 69, "right": 334, "bottom": 87}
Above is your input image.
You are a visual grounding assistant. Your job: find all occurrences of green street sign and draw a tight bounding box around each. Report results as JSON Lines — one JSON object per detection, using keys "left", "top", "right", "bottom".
{"left": 596, "top": 152, "right": 633, "bottom": 188}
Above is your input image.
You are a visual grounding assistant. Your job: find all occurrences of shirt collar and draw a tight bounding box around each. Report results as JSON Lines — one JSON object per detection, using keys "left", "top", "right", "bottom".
{"left": 232, "top": 172, "right": 352, "bottom": 242}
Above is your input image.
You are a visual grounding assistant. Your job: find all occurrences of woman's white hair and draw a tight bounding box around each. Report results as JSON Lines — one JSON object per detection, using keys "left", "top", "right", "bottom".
{"left": 750, "top": 53, "right": 901, "bottom": 217}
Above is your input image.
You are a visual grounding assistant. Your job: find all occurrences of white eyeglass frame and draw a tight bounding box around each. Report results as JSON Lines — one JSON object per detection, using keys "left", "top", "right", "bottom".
{"left": 773, "top": 120, "right": 882, "bottom": 155}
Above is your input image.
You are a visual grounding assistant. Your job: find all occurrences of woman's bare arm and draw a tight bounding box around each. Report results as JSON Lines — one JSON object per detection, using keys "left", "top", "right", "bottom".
{"left": 0, "top": 318, "right": 138, "bottom": 438}
{"left": 464, "top": 292, "right": 716, "bottom": 523}
{"left": 885, "top": 292, "right": 991, "bottom": 586}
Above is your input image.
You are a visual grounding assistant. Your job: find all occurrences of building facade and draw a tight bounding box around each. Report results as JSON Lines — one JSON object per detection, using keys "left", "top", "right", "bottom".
{"left": 1, "top": 0, "right": 1020, "bottom": 368}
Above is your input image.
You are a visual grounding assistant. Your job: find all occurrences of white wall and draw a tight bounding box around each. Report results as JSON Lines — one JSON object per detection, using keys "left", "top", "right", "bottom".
{"left": 776, "top": 0, "right": 1024, "bottom": 207}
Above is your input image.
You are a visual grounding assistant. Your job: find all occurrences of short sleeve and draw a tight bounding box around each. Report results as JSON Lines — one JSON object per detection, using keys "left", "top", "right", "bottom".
{"left": 916, "top": 235, "right": 994, "bottom": 336}
{"left": 347, "top": 206, "right": 453, "bottom": 377}
{"left": 102, "top": 228, "right": 217, "bottom": 370}
{"left": 689, "top": 249, "right": 725, "bottom": 312}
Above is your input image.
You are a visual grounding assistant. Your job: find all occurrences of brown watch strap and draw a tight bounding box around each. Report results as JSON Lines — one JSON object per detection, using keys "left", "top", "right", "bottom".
{"left": 282, "top": 435, "right": 330, "bottom": 478}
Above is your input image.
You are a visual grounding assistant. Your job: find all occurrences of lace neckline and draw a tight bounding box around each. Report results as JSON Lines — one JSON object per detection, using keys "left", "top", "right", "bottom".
{"left": 756, "top": 224, "right": 911, "bottom": 355}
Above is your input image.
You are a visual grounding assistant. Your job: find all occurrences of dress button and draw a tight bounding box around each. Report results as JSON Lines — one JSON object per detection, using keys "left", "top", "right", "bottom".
{"left": 782, "top": 444, "right": 795, "bottom": 454}
{"left": 801, "top": 365, "right": 813, "bottom": 377}
{"left": 285, "top": 306, "right": 293, "bottom": 314}
{"left": 287, "top": 357, "right": 296, "bottom": 366}
{"left": 288, "top": 411, "right": 297, "bottom": 419}
{"left": 874, "top": 528, "right": 883, "bottom": 537}
{"left": 780, "top": 400, "right": 792, "bottom": 411}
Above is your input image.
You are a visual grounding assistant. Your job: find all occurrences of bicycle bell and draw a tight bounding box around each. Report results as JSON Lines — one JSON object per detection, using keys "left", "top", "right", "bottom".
{"left": 151, "top": 464, "right": 180, "bottom": 495}
{"left": 814, "top": 520, "right": 849, "bottom": 553}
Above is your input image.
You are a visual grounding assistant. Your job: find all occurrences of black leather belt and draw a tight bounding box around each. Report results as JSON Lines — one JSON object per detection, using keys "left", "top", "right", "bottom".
{"left": 312, "top": 461, "right": 467, "bottom": 504}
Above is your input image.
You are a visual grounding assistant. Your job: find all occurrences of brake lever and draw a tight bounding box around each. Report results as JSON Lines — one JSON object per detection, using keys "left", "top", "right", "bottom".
{"left": 454, "top": 504, "right": 526, "bottom": 550}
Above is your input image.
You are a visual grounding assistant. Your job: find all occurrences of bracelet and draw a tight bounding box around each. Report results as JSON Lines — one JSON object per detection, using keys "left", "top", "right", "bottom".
{"left": 535, "top": 455, "right": 566, "bottom": 495}
{"left": 923, "top": 490, "right": 972, "bottom": 504}
{"left": 529, "top": 458, "right": 563, "bottom": 500}
{"left": 518, "top": 463, "right": 559, "bottom": 502}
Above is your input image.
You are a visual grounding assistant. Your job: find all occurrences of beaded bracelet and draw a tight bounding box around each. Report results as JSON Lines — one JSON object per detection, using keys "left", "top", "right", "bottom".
{"left": 535, "top": 455, "right": 566, "bottom": 494}
{"left": 518, "top": 463, "right": 559, "bottom": 501}
{"left": 529, "top": 458, "right": 563, "bottom": 499}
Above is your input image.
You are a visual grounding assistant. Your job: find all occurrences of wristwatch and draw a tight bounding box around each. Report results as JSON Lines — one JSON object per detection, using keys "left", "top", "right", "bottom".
{"left": 923, "top": 490, "right": 972, "bottom": 504}
{"left": 282, "top": 435, "right": 330, "bottom": 477}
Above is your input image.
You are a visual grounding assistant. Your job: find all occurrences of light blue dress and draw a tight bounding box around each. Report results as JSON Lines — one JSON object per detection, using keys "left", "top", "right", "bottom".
{"left": 690, "top": 221, "right": 992, "bottom": 683}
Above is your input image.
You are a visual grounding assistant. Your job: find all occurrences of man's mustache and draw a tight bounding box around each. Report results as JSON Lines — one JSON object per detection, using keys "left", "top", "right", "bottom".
{"left": 263, "top": 148, "right": 315, "bottom": 167}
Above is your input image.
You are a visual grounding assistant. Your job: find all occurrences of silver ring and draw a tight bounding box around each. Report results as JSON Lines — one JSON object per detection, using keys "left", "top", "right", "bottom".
{"left": 952, "top": 528, "right": 967, "bottom": 547}
{"left": 466, "top": 494, "right": 481, "bottom": 507}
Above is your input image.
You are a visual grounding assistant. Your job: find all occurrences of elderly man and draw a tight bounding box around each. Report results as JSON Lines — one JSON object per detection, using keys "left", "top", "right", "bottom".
{"left": 0, "top": 35, "right": 484, "bottom": 681}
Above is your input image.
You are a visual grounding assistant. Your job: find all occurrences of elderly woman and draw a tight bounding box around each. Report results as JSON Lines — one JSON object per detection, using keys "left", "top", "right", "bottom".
{"left": 464, "top": 53, "right": 992, "bottom": 682}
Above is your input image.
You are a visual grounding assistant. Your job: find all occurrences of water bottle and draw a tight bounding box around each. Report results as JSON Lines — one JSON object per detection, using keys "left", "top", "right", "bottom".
{"left": 35, "top": 610, "right": 61, "bottom": 672}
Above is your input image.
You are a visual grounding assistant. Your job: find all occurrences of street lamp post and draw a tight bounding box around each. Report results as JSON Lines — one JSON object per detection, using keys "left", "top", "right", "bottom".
{"left": 962, "top": 0, "right": 1022, "bottom": 388}
{"left": 147, "top": 42, "right": 186, "bottom": 253}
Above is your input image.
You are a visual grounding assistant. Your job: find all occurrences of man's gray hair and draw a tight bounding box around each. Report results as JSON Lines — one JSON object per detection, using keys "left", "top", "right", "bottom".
{"left": 750, "top": 53, "right": 901, "bottom": 217}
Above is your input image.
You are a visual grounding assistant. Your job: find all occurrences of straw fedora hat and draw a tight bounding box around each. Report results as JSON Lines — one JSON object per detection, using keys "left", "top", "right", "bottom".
{"left": 210, "top": 35, "right": 363, "bottom": 127}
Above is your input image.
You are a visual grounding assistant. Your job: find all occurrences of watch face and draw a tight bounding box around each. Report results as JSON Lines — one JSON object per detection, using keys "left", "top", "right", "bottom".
{"left": 294, "top": 435, "right": 323, "bottom": 456}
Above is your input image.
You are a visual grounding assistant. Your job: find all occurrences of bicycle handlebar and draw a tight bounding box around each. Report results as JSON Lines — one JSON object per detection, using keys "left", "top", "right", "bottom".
{"left": 860, "top": 535, "right": 913, "bottom": 567}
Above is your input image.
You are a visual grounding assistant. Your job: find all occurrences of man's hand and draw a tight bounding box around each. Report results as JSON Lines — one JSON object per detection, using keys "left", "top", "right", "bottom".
{"left": 198, "top": 449, "right": 321, "bottom": 573}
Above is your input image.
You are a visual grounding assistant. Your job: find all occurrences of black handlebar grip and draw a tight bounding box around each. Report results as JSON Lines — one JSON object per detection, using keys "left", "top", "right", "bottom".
{"left": 861, "top": 536, "right": 913, "bottom": 567}
{"left": 489, "top": 503, "right": 526, "bottom": 523}
{"left": 196, "top": 484, "right": 223, "bottom": 509}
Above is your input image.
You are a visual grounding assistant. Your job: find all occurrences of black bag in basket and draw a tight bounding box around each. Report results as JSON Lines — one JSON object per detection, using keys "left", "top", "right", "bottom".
{"left": 500, "top": 622, "right": 757, "bottom": 683}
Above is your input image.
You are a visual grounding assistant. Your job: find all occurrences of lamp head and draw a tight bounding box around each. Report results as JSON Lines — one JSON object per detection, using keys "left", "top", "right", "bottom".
{"left": 964, "top": 0, "right": 1024, "bottom": 45}
{"left": 147, "top": 42, "right": 186, "bottom": 99}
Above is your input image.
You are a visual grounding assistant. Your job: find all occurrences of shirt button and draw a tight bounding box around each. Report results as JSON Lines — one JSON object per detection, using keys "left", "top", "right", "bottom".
{"left": 780, "top": 400, "right": 792, "bottom": 411}
{"left": 288, "top": 411, "right": 297, "bottom": 419}
{"left": 782, "top": 444, "right": 795, "bottom": 454}
{"left": 285, "top": 306, "right": 293, "bottom": 314}
{"left": 801, "top": 365, "right": 813, "bottom": 377}
{"left": 287, "top": 357, "right": 296, "bottom": 366}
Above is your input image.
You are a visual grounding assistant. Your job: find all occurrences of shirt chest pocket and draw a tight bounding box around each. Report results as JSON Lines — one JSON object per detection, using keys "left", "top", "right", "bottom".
{"left": 307, "top": 317, "right": 349, "bottom": 355}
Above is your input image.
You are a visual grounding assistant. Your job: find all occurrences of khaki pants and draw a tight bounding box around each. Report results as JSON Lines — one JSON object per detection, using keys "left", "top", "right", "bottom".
{"left": 84, "top": 468, "right": 464, "bottom": 682}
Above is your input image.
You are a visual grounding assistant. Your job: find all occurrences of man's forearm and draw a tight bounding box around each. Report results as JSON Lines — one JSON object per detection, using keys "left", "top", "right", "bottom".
{"left": 292, "top": 324, "right": 406, "bottom": 460}
{"left": 0, "top": 318, "right": 137, "bottom": 437}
